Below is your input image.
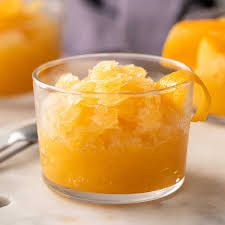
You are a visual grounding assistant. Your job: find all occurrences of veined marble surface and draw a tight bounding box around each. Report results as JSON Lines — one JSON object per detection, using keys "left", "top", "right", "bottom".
{"left": 0, "top": 96, "right": 225, "bottom": 225}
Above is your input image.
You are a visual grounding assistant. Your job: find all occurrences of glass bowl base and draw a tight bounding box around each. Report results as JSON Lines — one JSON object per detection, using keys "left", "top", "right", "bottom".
{"left": 43, "top": 176, "right": 185, "bottom": 204}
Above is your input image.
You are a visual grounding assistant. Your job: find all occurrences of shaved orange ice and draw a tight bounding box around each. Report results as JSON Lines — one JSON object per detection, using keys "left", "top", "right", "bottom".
{"left": 36, "top": 60, "right": 210, "bottom": 194}
{"left": 0, "top": 0, "right": 60, "bottom": 95}
{"left": 163, "top": 18, "right": 225, "bottom": 116}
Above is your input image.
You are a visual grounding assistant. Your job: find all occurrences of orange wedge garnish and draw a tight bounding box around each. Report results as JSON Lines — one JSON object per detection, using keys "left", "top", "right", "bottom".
{"left": 157, "top": 70, "right": 211, "bottom": 122}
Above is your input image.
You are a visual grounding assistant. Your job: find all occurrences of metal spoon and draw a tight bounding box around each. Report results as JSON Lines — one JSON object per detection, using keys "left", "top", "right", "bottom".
{"left": 0, "top": 123, "right": 38, "bottom": 163}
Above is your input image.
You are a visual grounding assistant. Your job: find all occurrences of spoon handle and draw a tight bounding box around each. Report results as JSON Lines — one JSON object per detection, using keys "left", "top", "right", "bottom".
{"left": 0, "top": 141, "right": 35, "bottom": 163}
{"left": 0, "top": 143, "right": 11, "bottom": 153}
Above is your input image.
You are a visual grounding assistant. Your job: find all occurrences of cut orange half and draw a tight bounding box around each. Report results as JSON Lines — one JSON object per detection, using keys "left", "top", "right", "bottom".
{"left": 157, "top": 70, "right": 211, "bottom": 122}
{"left": 162, "top": 19, "right": 225, "bottom": 69}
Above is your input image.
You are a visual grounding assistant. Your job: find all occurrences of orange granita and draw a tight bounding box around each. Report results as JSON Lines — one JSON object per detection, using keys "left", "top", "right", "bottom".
{"left": 38, "top": 61, "right": 209, "bottom": 194}
{"left": 0, "top": 0, "right": 60, "bottom": 95}
{"left": 162, "top": 18, "right": 225, "bottom": 116}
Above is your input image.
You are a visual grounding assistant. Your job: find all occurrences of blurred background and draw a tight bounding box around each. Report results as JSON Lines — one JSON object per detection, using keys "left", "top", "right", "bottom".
{"left": 63, "top": 0, "right": 225, "bottom": 55}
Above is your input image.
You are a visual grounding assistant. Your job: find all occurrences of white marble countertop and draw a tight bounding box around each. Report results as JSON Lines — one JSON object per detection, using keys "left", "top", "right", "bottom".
{"left": 0, "top": 95, "right": 225, "bottom": 225}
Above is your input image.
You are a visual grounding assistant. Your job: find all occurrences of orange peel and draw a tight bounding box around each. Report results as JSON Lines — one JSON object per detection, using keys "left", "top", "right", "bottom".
{"left": 157, "top": 70, "right": 211, "bottom": 121}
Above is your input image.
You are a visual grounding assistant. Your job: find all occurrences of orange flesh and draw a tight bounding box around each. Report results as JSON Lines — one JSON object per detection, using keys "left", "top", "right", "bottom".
{"left": 195, "top": 34, "right": 225, "bottom": 115}
{"left": 0, "top": 0, "right": 60, "bottom": 95}
{"left": 162, "top": 19, "right": 225, "bottom": 69}
{"left": 37, "top": 61, "right": 208, "bottom": 194}
{"left": 162, "top": 19, "right": 225, "bottom": 116}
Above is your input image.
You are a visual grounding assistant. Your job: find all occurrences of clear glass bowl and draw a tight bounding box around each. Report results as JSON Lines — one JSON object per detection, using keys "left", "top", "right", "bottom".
{"left": 33, "top": 53, "right": 193, "bottom": 204}
{"left": 0, "top": 0, "right": 62, "bottom": 96}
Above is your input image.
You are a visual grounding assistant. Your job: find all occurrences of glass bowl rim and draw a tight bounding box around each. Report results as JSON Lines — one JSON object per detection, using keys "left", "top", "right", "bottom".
{"left": 32, "top": 53, "right": 193, "bottom": 96}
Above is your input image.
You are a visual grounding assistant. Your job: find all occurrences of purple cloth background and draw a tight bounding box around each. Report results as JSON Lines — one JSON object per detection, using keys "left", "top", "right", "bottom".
{"left": 63, "top": 0, "right": 219, "bottom": 56}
